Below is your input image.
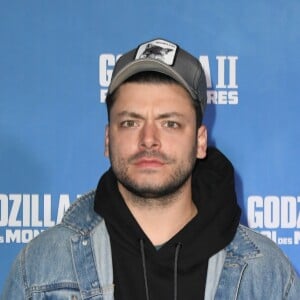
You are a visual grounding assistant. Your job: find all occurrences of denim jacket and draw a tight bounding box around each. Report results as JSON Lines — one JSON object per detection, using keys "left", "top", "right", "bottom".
{"left": 2, "top": 191, "right": 300, "bottom": 299}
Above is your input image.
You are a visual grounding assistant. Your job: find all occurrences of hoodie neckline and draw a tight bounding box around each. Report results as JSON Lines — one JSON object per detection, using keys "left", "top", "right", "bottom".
{"left": 94, "top": 147, "right": 241, "bottom": 263}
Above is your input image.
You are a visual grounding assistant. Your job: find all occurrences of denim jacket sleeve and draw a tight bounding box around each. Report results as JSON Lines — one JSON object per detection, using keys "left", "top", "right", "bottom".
{"left": 1, "top": 249, "right": 26, "bottom": 299}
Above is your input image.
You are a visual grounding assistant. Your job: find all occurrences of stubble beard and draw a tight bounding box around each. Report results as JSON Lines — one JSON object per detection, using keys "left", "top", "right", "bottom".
{"left": 109, "top": 146, "right": 197, "bottom": 206}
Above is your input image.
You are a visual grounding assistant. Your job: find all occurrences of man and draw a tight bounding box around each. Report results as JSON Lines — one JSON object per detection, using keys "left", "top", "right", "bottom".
{"left": 2, "top": 38, "right": 300, "bottom": 299}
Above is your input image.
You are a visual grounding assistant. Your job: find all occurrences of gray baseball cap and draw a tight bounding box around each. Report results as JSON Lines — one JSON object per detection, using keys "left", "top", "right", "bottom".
{"left": 107, "top": 38, "right": 207, "bottom": 118}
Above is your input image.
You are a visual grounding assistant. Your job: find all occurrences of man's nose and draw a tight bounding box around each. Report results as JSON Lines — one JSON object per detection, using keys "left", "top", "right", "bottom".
{"left": 139, "top": 122, "right": 161, "bottom": 150}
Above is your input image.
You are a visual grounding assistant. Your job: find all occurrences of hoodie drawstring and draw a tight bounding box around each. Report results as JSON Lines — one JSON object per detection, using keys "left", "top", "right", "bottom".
{"left": 140, "top": 239, "right": 150, "bottom": 300}
{"left": 173, "top": 243, "right": 182, "bottom": 300}
{"left": 139, "top": 239, "right": 182, "bottom": 300}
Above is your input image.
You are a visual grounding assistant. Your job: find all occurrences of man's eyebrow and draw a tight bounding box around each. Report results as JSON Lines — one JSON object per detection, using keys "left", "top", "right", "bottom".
{"left": 156, "top": 112, "right": 185, "bottom": 119}
{"left": 116, "top": 111, "right": 185, "bottom": 120}
{"left": 116, "top": 111, "right": 144, "bottom": 119}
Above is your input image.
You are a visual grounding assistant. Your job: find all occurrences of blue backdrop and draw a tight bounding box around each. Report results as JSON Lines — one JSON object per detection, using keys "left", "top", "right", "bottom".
{"left": 1, "top": 0, "right": 300, "bottom": 291}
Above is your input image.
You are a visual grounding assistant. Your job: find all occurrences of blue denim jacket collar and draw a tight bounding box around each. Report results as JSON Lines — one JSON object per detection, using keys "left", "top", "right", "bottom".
{"left": 62, "top": 191, "right": 102, "bottom": 234}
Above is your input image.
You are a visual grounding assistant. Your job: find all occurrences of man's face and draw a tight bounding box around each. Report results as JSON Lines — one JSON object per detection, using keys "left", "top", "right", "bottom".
{"left": 105, "top": 82, "right": 207, "bottom": 200}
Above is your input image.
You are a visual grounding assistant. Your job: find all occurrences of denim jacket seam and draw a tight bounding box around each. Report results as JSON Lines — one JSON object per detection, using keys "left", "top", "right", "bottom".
{"left": 233, "top": 263, "right": 248, "bottom": 300}
{"left": 283, "top": 265, "right": 296, "bottom": 300}
{"left": 226, "top": 226, "right": 261, "bottom": 259}
{"left": 21, "top": 246, "right": 31, "bottom": 299}
{"left": 26, "top": 282, "right": 79, "bottom": 293}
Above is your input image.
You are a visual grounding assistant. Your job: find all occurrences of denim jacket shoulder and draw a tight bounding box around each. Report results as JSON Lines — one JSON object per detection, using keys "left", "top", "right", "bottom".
{"left": 1, "top": 191, "right": 114, "bottom": 300}
{"left": 206, "top": 224, "right": 300, "bottom": 300}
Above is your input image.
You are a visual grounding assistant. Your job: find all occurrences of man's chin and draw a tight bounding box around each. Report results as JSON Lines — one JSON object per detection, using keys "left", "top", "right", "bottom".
{"left": 121, "top": 180, "right": 183, "bottom": 200}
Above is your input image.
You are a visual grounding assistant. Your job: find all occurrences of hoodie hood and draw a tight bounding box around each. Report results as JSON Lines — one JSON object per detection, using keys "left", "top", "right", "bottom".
{"left": 94, "top": 147, "right": 241, "bottom": 299}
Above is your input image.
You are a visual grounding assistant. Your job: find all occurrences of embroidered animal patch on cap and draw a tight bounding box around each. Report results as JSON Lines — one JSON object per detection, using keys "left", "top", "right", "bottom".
{"left": 135, "top": 39, "right": 178, "bottom": 66}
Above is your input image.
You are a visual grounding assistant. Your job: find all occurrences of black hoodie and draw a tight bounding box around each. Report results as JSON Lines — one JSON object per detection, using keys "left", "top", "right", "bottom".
{"left": 94, "top": 147, "right": 241, "bottom": 300}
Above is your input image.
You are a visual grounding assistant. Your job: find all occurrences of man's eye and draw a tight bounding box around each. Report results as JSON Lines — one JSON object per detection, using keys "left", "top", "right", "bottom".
{"left": 163, "top": 121, "right": 180, "bottom": 128}
{"left": 120, "top": 120, "right": 138, "bottom": 127}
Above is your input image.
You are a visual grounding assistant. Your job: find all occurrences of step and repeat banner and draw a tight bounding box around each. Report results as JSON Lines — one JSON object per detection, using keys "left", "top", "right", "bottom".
{"left": 1, "top": 0, "right": 300, "bottom": 291}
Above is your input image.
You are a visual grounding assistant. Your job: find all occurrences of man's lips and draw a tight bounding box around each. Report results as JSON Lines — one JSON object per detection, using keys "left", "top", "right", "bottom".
{"left": 128, "top": 151, "right": 173, "bottom": 167}
{"left": 133, "top": 158, "right": 165, "bottom": 168}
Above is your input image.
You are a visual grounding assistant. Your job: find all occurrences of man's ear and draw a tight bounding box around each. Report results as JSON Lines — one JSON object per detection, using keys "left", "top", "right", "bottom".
{"left": 104, "top": 125, "right": 109, "bottom": 157}
{"left": 196, "top": 125, "right": 207, "bottom": 159}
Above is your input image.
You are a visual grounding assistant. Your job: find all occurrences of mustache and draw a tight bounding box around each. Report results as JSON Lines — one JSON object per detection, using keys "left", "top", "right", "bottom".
{"left": 128, "top": 150, "right": 174, "bottom": 164}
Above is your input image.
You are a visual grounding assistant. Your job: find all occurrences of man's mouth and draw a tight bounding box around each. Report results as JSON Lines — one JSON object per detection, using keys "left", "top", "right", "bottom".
{"left": 133, "top": 158, "right": 165, "bottom": 168}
